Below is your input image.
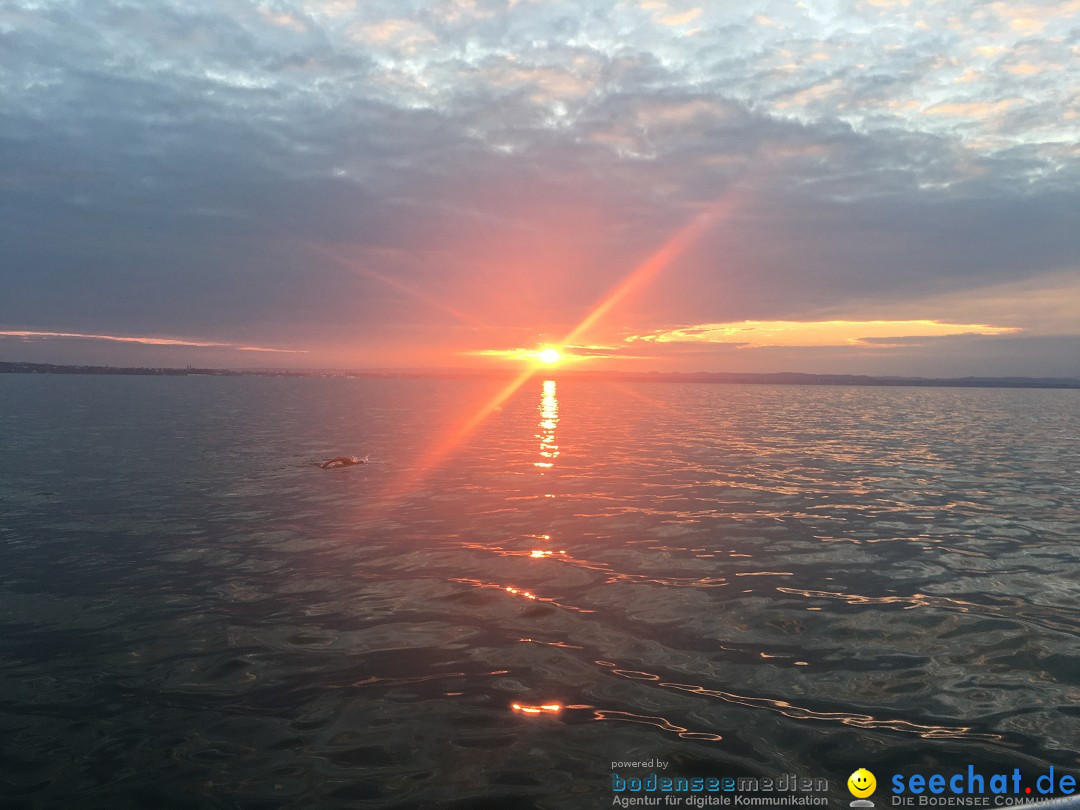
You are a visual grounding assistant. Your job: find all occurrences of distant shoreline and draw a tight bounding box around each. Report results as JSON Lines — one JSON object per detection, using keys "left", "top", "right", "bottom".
{"left": 3, "top": 361, "right": 1078, "bottom": 390}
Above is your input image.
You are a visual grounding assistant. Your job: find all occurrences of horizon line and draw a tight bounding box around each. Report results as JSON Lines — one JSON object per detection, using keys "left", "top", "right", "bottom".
{"left": 2, "top": 360, "right": 1077, "bottom": 389}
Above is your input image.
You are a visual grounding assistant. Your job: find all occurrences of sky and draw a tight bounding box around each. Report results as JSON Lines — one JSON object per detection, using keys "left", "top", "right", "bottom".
{"left": 2, "top": 0, "right": 1078, "bottom": 376}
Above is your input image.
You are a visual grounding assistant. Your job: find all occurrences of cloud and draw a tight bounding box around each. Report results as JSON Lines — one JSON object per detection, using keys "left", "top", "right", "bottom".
{"left": 349, "top": 17, "right": 436, "bottom": 51}
{"left": 659, "top": 8, "right": 702, "bottom": 26}
{"left": 923, "top": 99, "right": 1022, "bottom": 117}
{"left": 257, "top": 8, "right": 308, "bottom": 32}
{"left": 628, "top": 320, "right": 1020, "bottom": 348}
{"left": 0, "top": 330, "right": 304, "bottom": 353}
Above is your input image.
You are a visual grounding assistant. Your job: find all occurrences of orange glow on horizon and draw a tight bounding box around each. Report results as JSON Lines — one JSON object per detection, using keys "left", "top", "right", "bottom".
{"left": 469, "top": 345, "right": 577, "bottom": 364}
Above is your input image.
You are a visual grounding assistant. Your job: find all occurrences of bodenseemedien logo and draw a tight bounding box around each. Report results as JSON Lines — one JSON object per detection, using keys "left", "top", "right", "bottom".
{"left": 849, "top": 769, "right": 878, "bottom": 808}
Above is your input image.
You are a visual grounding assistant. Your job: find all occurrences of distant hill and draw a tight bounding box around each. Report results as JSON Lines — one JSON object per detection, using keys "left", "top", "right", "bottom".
{"left": 579, "top": 370, "right": 1080, "bottom": 389}
{"left": 2, "top": 361, "right": 1077, "bottom": 389}
{"left": 0, "top": 361, "right": 239, "bottom": 376}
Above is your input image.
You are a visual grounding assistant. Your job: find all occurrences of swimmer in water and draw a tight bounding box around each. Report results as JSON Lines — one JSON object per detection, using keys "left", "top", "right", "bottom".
{"left": 320, "top": 456, "right": 365, "bottom": 469}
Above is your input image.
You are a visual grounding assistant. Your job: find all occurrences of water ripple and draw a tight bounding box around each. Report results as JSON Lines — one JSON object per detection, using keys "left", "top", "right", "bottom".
{"left": 2, "top": 376, "right": 1078, "bottom": 806}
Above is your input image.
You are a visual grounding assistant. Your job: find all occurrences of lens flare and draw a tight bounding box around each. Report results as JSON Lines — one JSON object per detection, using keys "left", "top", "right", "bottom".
{"left": 378, "top": 192, "right": 739, "bottom": 505}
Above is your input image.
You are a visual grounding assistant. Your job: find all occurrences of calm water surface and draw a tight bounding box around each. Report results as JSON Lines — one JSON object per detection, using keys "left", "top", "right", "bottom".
{"left": 1, "top": 376, "right": 1078, "bottom": 808}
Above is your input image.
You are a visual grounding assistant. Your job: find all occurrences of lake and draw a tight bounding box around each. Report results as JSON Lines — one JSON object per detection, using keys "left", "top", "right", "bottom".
{"left": 1, "top": 375, "right": 1077, "bottom": 808}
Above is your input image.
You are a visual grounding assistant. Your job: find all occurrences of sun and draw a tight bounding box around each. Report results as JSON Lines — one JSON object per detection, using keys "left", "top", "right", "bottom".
{"left": 536, "top": 347, "right": 562, "bottom": 364}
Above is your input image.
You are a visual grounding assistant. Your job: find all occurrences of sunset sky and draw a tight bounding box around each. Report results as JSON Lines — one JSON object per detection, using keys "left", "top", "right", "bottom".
{"left": 2, "top": 0, "right": 1078, "bottom": 376}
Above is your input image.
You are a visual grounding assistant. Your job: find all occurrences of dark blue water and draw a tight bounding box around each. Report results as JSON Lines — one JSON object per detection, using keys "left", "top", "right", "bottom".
{"left": 1, "top": 375, "right": 1078, "bottom": 808}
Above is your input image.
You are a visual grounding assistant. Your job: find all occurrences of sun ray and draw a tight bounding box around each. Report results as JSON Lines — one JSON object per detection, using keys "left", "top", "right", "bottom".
{"left": 607, "top": 380, "right": 718, "bottom": 439}
{"left": 377, "top": 364, "right": 541, "bottom": 505}
{"left": 310, "top": 242, "right": 484, "bottom": 328}
{"left": 561, "top": 196, "right": 737, "bottom": 348}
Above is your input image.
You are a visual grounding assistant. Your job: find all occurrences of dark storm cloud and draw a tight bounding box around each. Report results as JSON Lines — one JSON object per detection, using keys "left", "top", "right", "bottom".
{"left": 1, "top": 0, "right": 1077, "bottom": 371}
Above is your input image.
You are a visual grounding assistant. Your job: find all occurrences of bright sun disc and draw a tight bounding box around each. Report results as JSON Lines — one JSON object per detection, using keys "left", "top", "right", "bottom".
{"left": 536, "top": 348, "right": 561, "bottom": 364}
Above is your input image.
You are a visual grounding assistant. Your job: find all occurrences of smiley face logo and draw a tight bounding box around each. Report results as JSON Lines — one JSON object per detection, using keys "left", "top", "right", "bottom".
{"left": 848, "top": 769, "right": 877, "bottom": 798}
